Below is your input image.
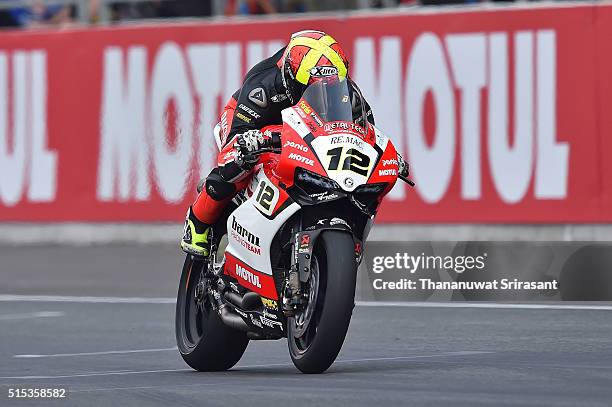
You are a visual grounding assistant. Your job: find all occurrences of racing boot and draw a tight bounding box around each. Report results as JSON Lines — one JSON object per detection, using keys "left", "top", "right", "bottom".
{"left": 180, "top": 207, "right": 211, "bottom": 258}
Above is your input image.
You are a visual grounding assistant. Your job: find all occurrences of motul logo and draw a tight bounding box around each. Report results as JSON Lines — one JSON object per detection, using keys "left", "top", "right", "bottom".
{"left": 288, "top": 152, "right": 314, "bottom": 166}
{"left": 354, "top": 30, "right": 569, "bottom": 204}
{"left": 97, "top": 40, "right": 282, "bottom": 203}
{"left": 235, "top": 264, "right": 261, "bottom": 288}
{"left": 0, "top": 51, "right": 57, "bottom": 206}
{"left": 379, "top": 169, "right": 397, "bottom": 176}
{"left": 95, "top": 31, "right": 570, "bottom": 207}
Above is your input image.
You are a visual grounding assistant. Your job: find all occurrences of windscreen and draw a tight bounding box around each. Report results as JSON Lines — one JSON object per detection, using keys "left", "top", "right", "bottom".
{"left": 301, "top": 77, "right": 353, "bottom": 123}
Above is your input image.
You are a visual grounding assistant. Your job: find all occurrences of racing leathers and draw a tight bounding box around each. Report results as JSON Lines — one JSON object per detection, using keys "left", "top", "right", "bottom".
{"left": 181, "top": 48, "right": 374, "bottom": 257}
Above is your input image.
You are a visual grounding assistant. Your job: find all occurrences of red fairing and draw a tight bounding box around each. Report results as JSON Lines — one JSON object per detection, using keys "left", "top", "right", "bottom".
{"left": 225, "top": 252, "right": 278, "bottom": 300}
{"left": 274, "top": 113, "right": 327, "bottom": 182}
{"left": 369, "top": 131, "right": 400, "bottom": 196}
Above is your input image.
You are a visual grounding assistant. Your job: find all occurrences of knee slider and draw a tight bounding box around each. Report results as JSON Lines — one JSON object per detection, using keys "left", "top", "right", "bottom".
{"left": 205, "top": 169, "right": 236, "bottom": 200}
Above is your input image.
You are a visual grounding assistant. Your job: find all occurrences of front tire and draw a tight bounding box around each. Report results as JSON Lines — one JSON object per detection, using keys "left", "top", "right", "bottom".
{"left": 288, "top": 230, "right": 357, "bottom": 373}
{"left": 175, "top": 256, "right": 249, "bottom": 371}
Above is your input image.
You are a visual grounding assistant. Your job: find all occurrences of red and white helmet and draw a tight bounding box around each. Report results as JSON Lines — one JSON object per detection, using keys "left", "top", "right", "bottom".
{"left": 279, "top": 30, "right": 349, "bottom": 103}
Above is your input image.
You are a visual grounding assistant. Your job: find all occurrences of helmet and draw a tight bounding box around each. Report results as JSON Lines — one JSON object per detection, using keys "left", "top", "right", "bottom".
{"left": 279, "top": 30, "right": 349, "bottom": 104}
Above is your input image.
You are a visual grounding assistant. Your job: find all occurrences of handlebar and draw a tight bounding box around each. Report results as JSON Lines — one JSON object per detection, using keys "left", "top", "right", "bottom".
{"left": 397, "top": 153, "right": 415, "bottom": 187}
{"left": 263, "top": 131, "right": 282, "bottom": 150}
{"left": 260, "top": 130, "right": 414, "bottom": 186}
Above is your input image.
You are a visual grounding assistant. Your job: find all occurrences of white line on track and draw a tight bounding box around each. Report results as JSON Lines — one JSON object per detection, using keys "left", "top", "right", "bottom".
{"left": 1, "top": 294, "right": 611, "bottom": 310}
{"left": 14, "top": 347, "right": 178, "bottom": 359}
{"left": 0, "top": 311, "right": 65, "bottom": 321}
{"left": 0, "top": 295, "right": 175, "bottom": 304}
{"left": 0, "top": 351, "right": 492, "bottom": 380}
{"left": 355, "top": 301, "right": 612, "bottom": 310}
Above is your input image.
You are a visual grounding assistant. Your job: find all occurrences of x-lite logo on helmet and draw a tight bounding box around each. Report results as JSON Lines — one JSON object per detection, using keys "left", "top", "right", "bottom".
{"left": 283, "top": 30, "right": 349, "bottom": 86}
{"left": 310, "top": 66, "right": 338, "bottom": 78}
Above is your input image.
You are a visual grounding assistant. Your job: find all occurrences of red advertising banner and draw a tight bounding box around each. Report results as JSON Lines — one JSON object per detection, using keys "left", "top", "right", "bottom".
{"left": 0, "top": 4, "right": 610, "bottom": 222}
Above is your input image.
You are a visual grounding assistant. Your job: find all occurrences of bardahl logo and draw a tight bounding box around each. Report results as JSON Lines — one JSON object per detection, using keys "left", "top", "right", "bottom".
{"left": 310, "top": 66, "right": 338, "bottom": 77}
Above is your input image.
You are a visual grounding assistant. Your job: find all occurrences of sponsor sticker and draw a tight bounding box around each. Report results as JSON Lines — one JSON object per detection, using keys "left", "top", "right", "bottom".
{"left": 238, "top": 103, "right": 261, "bottom": 119}
{"left": 330, "top": 135, "right": 365, "bottom": 150}
{"left": 283, "top": 140, "right": 309, "bottom": 153}
{"left": 261, "top": 297, "right": 278, "bottom": 310}
{"left": 271, "top": 93, "right": 288, "bottom": 103}
{"left": 236, "top": 112, "right": 251, "bottom": 123}
{"left": 324, "top": 121, "right": 366, "bottom": 136}
{"left": 299, "top": 100, "right": 312, "bottom": 115}
{"left": 260, "top": 315, "right": 283, "bottom": 330}
{"left": 235, "top": 264, "right": 261, "bottom": 288}
{"left": 298, "top": 233, "right": 311, "bottom": 254}
{"left": 248, "top": 87, "right": 268, "bottom": 108}
{"left": 310, "top": 112, "right": 323, "bottom": 127}
{"left": 382, "top": 158, "right": 398, "bottom": 167}
{"left": 250, "top": 314, "right": 263, "bottom": 328}
{"left": 378, "top": 169, "right": 397, "bottom": 176}
{"left": 310, "top": 66, "right": 338, "bottom": 77}
{"left": 231, "top": 216, "right": 261, "bottom": 255}
{"left": 288, "top": 152, "right": 314, "bottom": 166}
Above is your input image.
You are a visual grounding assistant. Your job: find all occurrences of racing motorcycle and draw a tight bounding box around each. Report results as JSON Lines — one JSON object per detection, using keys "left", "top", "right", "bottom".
{"left": 176, "top": 75, "right": 413, "bottom": 374}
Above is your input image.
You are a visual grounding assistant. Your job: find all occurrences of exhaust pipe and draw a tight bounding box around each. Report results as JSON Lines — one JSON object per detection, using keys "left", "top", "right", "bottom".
{"left": 224, "top": 291, "right": 262, "bottom": 311}
{"left": 219, "top": 305, "right": 249, "bottom": 331}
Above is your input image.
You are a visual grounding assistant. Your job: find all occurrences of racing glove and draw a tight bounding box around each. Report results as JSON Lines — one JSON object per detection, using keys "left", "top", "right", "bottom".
{"left": 234, "top": 130, "right": 280, "bottom": 168}
{"left": 397, "top": 153, "right": 415, "bottom": 186}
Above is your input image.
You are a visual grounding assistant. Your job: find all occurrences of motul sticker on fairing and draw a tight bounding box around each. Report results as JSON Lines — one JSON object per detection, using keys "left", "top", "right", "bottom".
{"left": 225, "top": 252, "right": 278, "bottom": 299}
{"left": 287, "top": 153, "right": 314, "bottom": 167}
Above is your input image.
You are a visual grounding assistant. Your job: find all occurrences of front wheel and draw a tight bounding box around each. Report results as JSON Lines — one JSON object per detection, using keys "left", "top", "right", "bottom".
{"left": 175, "top": 256, "right": 249, "bottom": 371}
{"left": 288, "top": 230, "right": 357, "bottom": 373}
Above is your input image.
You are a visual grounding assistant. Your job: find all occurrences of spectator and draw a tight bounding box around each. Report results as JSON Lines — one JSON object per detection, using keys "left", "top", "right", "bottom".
{"left": 0, "top": 0, "right": 73, "bottom": 28}
{"left": 225, "top": 0, "right": 276, "bottom": 15}
{"left": 282, "top": 0, "right": 307, "bottom": 13}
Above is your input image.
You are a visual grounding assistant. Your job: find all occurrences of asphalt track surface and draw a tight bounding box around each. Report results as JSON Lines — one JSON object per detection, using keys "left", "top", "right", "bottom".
{"left": 1, "top": 244, "right": 611, "bottom": 406}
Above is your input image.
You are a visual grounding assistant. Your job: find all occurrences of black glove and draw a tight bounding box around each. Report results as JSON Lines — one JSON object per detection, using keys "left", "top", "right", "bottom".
{"left": 397, "top": 153, "right": 415, "bottom": 186}
{"left": 234, "top": 130, "right": 281, "bottom": 168}
{"left": 234, "top": 130, "right": 265, "bottom": 167}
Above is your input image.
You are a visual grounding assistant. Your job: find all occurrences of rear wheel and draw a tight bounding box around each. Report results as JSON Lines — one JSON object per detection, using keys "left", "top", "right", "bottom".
{"left": 175, "top": 256, "right": 249, "bottom": 371}
{"left": 288, "top": 230, "right": 357, "bottom": 373}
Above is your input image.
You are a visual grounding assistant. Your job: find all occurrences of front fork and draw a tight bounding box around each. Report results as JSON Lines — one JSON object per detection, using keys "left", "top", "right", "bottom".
{"left": 282, "top": 219, "right": 360, "bottom": 316}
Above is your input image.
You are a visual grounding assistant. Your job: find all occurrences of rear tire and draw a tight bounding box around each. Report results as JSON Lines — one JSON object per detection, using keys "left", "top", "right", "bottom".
{"left": 288, "top": 230, "right": 357, "bottom": 373}
{"left": 175, "top": 256, "right": 249, "bottom": 371}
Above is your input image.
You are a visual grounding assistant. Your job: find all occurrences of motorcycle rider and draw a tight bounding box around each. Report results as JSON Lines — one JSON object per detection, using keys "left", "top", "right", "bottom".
{"left": 181, "top": 29, "right": 375, "bottom": 257}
